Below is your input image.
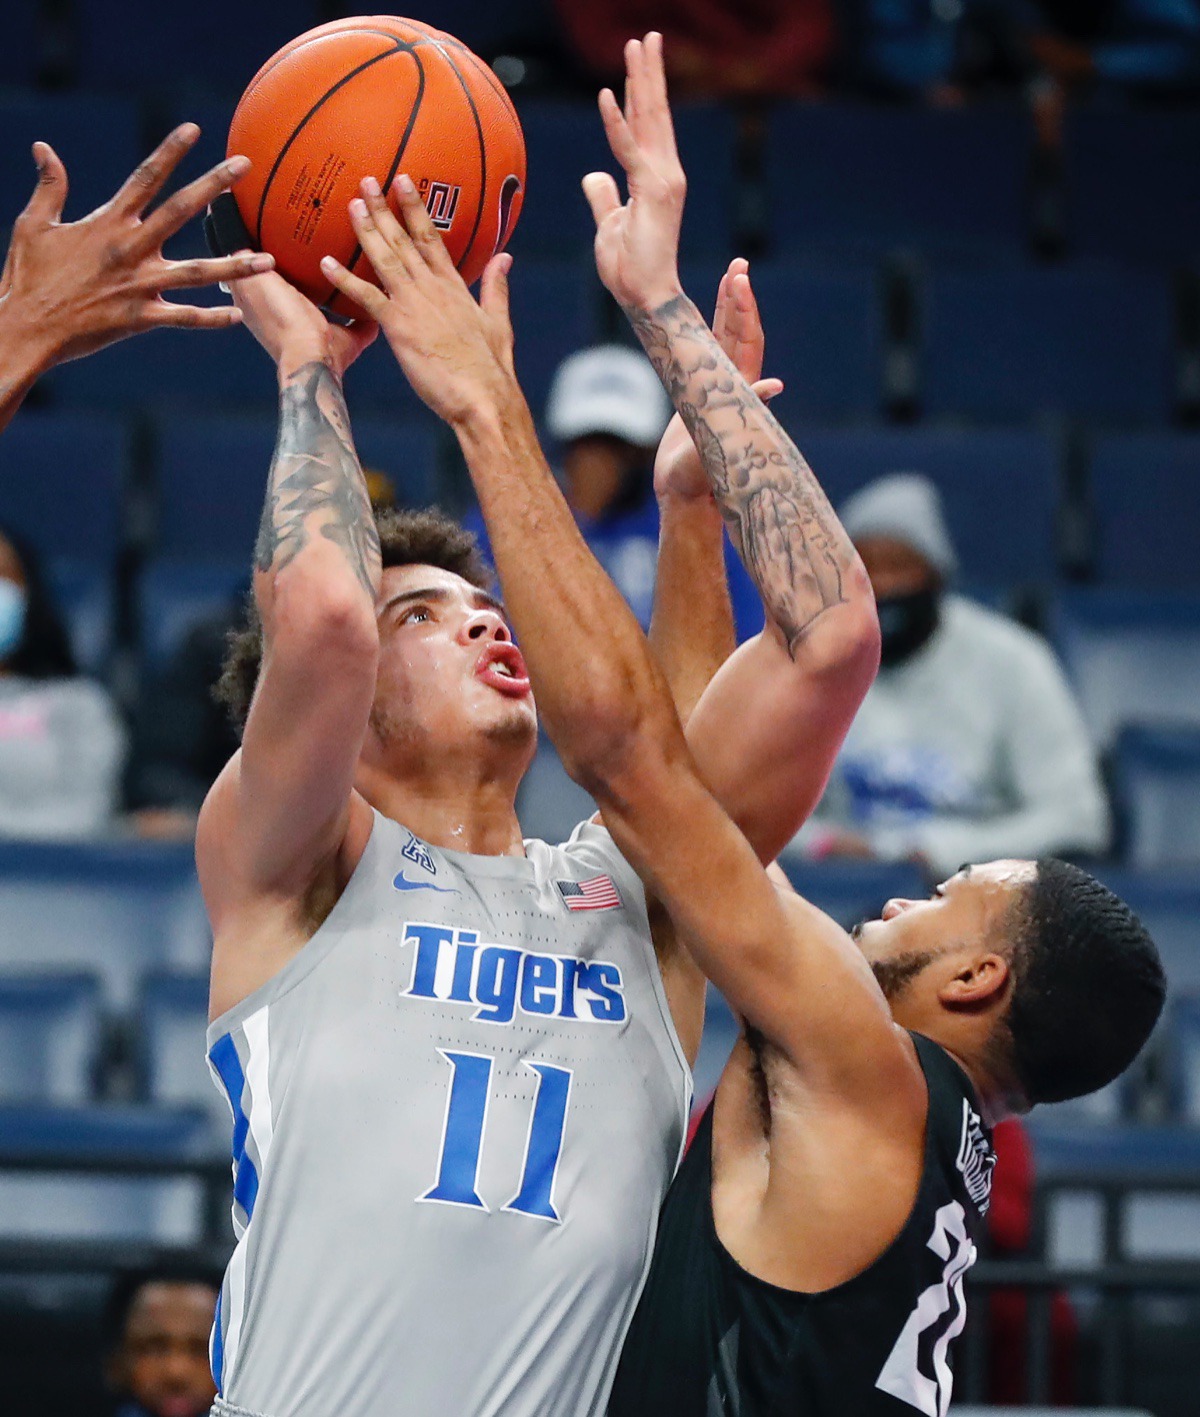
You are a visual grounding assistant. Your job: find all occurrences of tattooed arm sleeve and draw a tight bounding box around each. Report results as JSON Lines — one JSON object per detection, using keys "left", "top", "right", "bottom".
{"left": 624, "top": 295, "right": 860, "bottom": 657}
{"left": 254, "top": 359, "right": 381, "bottom": 609}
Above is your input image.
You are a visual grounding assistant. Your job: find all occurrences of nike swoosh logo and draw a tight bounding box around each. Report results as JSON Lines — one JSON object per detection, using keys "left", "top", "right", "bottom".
{"left": 392, "top": 871, "right": 458, "bottom": 894}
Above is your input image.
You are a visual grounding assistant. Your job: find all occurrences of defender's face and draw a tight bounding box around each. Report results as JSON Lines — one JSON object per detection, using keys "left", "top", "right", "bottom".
{"left": 111, "top": 1282, "right": 217, "bottom": 1417}
{"left": 371, "top": 564, "right": 538, "bottom": 759}
{"left": 852, "top": 860, "right": 1035, "bottom": 1003}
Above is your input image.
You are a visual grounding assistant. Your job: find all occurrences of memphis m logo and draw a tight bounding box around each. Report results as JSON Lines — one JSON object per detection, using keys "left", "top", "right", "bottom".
{"left": 419, "top": 178, "right": 462, "bottom": 231}
{"left": 400, "top": 921, "right": 626, "bottom": 1025}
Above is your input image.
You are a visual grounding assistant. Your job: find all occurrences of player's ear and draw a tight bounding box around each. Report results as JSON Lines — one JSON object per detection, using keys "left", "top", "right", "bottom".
{"left": 937, "top": 952, "right": 1010, "bottom": 1011}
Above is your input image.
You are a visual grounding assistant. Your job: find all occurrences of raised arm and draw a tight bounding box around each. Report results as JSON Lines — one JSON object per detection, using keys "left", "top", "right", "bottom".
{"left": 197, "top": 272, "right": 380, "bottom": 926}
{"left": 320, "top": 173, "right": 910, "bottom": 1097}
{"left": 0, "top": 125, "right": 273, "bottom": 431}
{"left": 585, "top": 35, "right": 880, "bottom": 863}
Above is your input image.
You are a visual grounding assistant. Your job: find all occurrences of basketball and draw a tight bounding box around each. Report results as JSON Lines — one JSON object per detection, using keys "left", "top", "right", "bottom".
{"left": 226, "top": 15, "right": 526, "bottom": 312}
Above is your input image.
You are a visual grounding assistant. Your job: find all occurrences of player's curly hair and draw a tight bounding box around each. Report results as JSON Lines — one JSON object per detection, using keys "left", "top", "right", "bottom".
{"left": 215, "top": 507, "right": 493, "bottom": 735}
{"left": 1004, "top": 859, "right": 1165, "bottom": 1107}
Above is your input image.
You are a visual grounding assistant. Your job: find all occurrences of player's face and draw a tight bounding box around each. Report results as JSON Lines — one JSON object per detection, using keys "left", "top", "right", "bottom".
{"left": 110, "top": 1282, "right": 217, "bottom": 1417}
{"left": 851, "top": 860, "right": 1034, "bottom": 1006}
{"left": 370, "top": 563, "right": 537, "bottom": 763}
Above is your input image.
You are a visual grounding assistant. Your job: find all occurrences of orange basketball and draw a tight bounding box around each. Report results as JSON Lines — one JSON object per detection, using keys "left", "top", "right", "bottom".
{"left": 228, "top": 15, "right": 526, "bottom": 312}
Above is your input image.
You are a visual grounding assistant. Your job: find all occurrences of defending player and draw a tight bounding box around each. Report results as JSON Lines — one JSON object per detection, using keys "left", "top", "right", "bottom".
{"left": 0, "top": 126, "right": 272, "bottom": 431}
{"left": 323, "top": 33, "right": 1166, "bottom": 1417}
{"left": 197, "top": 122, "right": 876, "bottom": 1417}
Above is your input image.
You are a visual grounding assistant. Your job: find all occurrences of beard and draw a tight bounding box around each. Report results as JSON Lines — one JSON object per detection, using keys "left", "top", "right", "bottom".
{"left": 871, "top": 949, "right": 937, "bottom": 1002}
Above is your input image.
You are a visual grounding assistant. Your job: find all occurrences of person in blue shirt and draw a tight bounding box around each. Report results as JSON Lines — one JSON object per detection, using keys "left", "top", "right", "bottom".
{"left": 464, "top": 344, "right": 764, "bottom": 642}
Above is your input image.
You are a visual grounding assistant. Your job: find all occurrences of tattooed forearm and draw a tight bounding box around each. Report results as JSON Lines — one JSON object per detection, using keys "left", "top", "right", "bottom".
{"left": 255, "top": 360, "right": 381, "bottom": 598}
{"left": 624, "top": 295, "right": 856, "bottom": 653}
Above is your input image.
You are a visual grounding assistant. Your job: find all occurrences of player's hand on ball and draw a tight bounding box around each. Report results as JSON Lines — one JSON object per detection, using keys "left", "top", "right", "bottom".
{"left": 654, "top": 259, "right": 782, "bottom": 504}
{"left": 227, "top": 264, "right": 377, "bottom": 378}
{"left": 321, "top": 175, "right": 516, "bottom": 426}
{"left": 583, "top": 32, "right": 686, "bottom": 315}
{"left": 0, "top": 124, "right": 275, "bottom": 367}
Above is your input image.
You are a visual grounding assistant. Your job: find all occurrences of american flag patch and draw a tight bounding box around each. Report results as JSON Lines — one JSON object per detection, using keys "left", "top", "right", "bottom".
{"left": 557, "top": 875, "right": 622, "bottom": 912}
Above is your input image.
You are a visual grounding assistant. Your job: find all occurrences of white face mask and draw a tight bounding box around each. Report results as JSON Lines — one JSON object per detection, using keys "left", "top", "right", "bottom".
{"left": 0, "top": 577, "right": 29, "bottom": 660}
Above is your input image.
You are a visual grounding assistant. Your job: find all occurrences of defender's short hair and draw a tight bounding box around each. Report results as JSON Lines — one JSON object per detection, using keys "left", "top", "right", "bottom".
{"left": 1006, "top": 859, "right": 1166, "bottom": 1106}
{"left": 216, "top": 507, "right": 493, "bottom": 735}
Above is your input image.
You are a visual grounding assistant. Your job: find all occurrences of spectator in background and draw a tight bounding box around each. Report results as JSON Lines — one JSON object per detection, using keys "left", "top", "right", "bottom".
{"left": 103, "top": 1264, "right": 220, "bottom": 1417}
{"left": 466, "top": 344, "right": 764, "bottom": 641}
{"left": 0, "top": 520, "right": 125, "bottom": 839}
{"left": 554, "top": 0, "right": 836, "bottom": 95}
{"left": 795, "top": 473, "right": 1109, "bottom": 877}
{"left": 846, "top": 0, "right": 971, "bottom": 100}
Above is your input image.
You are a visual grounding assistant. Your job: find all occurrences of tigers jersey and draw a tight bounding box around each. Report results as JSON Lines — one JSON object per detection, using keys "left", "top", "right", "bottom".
{"left": 206, "top": 810, "right": 690, "bottom": 1417}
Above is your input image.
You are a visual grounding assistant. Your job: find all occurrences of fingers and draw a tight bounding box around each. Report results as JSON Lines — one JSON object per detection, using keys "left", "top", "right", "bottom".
{"left": 358, "top": 175, "right": 410, "bottom": 255}
{"left": 479, "top": 253, "right": 516, "bottom": 373}
{"left": 155, "top": 250, "right": 275, "bottom": 291}
{"left": 752, "top": 377, "right": 784, "bottom": 403}
{"left": 320, "top": 252, "right": 387, "bottom": 319}
{"left": 712, "top": 265, "right": 734, "bottom": 348}
{"left": 582, "top": 171, "right": 621, "bottom": 229}
{"left": 597, "top": 87, "right": 642, "bottom": 183}
{"left": 726, "top": 266, "right": 765, "bottom": 383}
{"left": 110, "top": 123, "right": 200, "bottom": 218}
{"left": 139, "top": 153, "right": 252, "bottom": 249}
{"left": 346, "top": 191, "right": 416, "bottom": 288}
{"left": 148, "top": 300, "right": 245, "bottom": 330}
{"left": 390, "top": 174, "right": 456, "bottom": 273}
{"left": 16, "top": 141, "right": 69, "bottom": 233}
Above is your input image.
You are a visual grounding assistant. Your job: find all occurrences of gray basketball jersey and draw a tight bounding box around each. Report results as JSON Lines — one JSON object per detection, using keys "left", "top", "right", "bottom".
{"left": 206, "top": 810, "right": 690, "bottom": 1417}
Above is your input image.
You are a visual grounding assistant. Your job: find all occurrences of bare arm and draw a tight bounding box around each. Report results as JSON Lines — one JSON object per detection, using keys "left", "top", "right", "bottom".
{"left": 585, "top": 35, "right": 879, "bottom": 864}
{"left": 0, "top": 125, "right": 273, "bottom": 432}
{"left": 322, "top": 166, "right": 908, "bottom": 1096}
{"left": 197, "top": 272, "right": 380, "bottom": 908}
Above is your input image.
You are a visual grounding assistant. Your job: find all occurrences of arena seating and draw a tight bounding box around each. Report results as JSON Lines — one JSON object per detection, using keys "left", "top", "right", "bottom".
{"left": 1113, "top": 726, "right": 1200, "bottom": 871}
{"left": 138, "top": 971, "right": 227, "bottom": 1127}
{"left": 1087, "top": 432, "right": 1200, "bottom": 590}
{"left": 0, "top": 93, "right": 140, "bottom": 221}
{"left": 0, "top": 974, "right": 103, "bottom": 1105}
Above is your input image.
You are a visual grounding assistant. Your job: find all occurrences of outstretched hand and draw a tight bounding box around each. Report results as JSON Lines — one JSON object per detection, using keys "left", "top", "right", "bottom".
{"left": 582, "top": 31, "right": 686, "bottom": 315}
{"left": 654, "top": 259, "right": 783, "bottom": 503}
{"left": 319, "top": 175, "right": 516, "bottom": 427}
{"left": 0, "top": 124, "right": 274, "bottom": 367}
{"left": 228, "top": 265, "right": 377, "bottom": 379}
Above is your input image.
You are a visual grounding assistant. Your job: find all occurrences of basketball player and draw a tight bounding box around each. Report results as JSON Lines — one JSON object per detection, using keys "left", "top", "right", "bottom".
{"left": 323, "top": 33, "right": 1167, "bottom": 1417}
{"left": 0, "top": 125, "right": 272, "bottom": 431}
{"left": 197, "top": 121, "right": 876, "bottom": 1417}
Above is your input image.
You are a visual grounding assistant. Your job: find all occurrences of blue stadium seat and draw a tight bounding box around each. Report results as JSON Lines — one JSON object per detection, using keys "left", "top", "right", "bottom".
{"left": 1088, "top": 433, "right": 1200, "bottom": 591}
{"left": 0, "top": 1103, "right": 213, "bottom": 1242}
{"left": 679, "top": 258, "right": 884, "bottom": 420}
{"left": 0, "top": 95, "right": 141, "bottom": 225}
{"left": 1065, "top": 109, "right": 1200, "bottom": 266}
{"left": 138, "top": 561, "right": 246, "bottom": 669}
{"left": 784, "top": 426, "right": 1061, "bottom": 589}
{"left": 921, "top": 264, "right": 1175, "bottom": 424}
{"left": 1113, "top": 726, "right": 1200, "bottom": 870}
{"left": 766, "top": 104, "right": 1031, "bottom": 260}
{"left": 692, "top": 988, "right": 739, "bottom": 1112}
{"left": 0, "top": 412, "right": 129, "bottom": 569}
{"left": 1165, "top": 996, "right": 1200, "bottom": 1126}
{"left": 45, "top": 560, "right": 114, "bottom": 676}
{"left": 73, "top": 0, "right": 320, "bottom": 92}
{"left": 514, "top": 99, "right": 736, "bottom": 259}
{"left": 139, "top": 973, "right": 222, "bottom": 1123}
{"left": 0, "top": 842, "right": 210, "bottom": 1009}
{"left": 1051, "top": 590, "right": 1200, "bottom": 750}
{"left": 0, "top": 3, "right": 39, "bottom": 85}
{"left": 777, "top": 858, "right": 928, "bottom": 931}
{"left": 1097, "top": 868, "right": 1200, "bottom": 1000}
{"left": 152, "top": 414, "right": 443, "bottom": 562}
{"left": 0, "top": 974, "right": 103, "bottom": 1105}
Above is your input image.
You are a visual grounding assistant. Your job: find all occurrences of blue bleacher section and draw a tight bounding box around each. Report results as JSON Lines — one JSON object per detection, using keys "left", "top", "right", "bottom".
{"left": 1052, "top": 591, "right": 1200, "bottom": 750}
{"left": 0, "top": 1103, "right": 214, "bottom": 1242}
{"left": 1097, "top": 868, "right": 1200, "bottom": 1000}
{"left": 1166, "top": 996, "right": 1200, "bottom": 1126}
{"left": 921, "top": 264, "right": 1176, "bottom": 424}
{"left": 139, "top": 971, "right": 226, "bottom": 1127}
{"left": 788, "top": 426, "right": 1061, "bottom": 588}
{"left": 1064, "top": 108, "right": 1200, "bottom": 267}
{"left": 138, "top": 560, "right": 246, "bottom": 668}
{"left": 1088, "top": 432, "right": 1200, "bottom": 590}
{"left": 0, "top": 4, "right": 39, "bottom": 86}
{"left": 778, "top": 858, "right": 927, "bottom": 929}
{"left": 766, "top": 104, "right": 1032, "bottom": 260}
{"left": 0, "top": 841, "right": 209, "bottom": 1009}
{"left": 1113, "top": 726, "right": 1200, "bottom": 871}
{"left": 0, "top": 974, "right": 103, "bottom": 1105}
{"left": 0, "top": 94, "right": 141, "bottom": 223}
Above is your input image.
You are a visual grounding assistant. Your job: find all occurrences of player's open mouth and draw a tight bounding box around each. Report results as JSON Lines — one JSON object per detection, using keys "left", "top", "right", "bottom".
{"left": 476, "top": 644, "right": 531, "bottom": 697}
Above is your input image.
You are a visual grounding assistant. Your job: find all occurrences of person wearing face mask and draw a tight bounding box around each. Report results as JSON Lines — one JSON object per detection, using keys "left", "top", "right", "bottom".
{"left": 0, "top": 521, "right": 126, "bottom": 838}
{"left": 794, "top": 472, "right": 1109, "bottom": 877}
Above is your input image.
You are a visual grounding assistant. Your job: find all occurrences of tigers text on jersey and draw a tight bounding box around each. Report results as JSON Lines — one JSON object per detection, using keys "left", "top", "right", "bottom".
{"left": 206, "top": 811, "right": 690, "bottom": 1417}
{"left": 608, "top": 1034, "right": 994, "bottom": 1417}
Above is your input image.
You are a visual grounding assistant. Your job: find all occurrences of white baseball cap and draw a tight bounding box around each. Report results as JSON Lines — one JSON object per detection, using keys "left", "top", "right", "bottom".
{"left": 545, "top": 345, "right": 671, "bottom": 448}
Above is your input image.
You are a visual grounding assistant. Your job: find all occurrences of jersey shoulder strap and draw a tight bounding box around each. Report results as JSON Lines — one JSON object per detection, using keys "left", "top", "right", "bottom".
{"left": 910, "top": 1032, "right": 997, "bottom": 1223}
